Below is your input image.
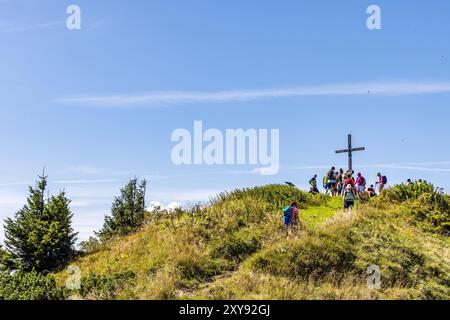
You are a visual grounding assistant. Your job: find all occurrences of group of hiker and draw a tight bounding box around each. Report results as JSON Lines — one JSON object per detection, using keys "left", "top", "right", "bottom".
{"left": 308, "top": 167, "right": 388, "bottom": 199}
{"left": 283, "top": 168, "right": 390, "bottom": 231}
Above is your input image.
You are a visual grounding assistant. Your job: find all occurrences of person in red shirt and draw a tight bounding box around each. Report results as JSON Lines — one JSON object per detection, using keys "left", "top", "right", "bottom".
{"left": 355, "top": 172, "right": 366, "bottom": 194}
{"left": 344, "top": 173, "right": 355, "bottom": 189}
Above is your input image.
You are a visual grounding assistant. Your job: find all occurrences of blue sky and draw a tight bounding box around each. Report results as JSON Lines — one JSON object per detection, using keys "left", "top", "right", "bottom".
{"left": 1, "top": 0, "right": 450, "bottom": 243}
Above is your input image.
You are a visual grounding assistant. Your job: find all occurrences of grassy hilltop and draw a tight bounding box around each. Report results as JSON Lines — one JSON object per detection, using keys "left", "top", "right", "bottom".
{"left": 54, "top": 183, "right": 450, "bottom": 300}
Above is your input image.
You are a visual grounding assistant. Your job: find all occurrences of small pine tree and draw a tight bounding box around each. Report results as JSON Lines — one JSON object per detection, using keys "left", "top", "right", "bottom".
{"left": 97, "top": 178, "right": 147, "bottom": 240}
{"left": 3, "top": 173, "right": 77, "bottom": 272}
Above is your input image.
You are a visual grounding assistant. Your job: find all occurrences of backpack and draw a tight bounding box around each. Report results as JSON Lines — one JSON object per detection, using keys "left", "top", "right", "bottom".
{"left": 382, "top": 176, "right": 387, "bottom": 184}
{"left": 344, "top": 190, "right": 355, "bottom": 201}
{"left": 282, "top": 206, "right": 292, "bottom": 224}
{"left": 283, "top": 206, "right": 291, "bottom": 218}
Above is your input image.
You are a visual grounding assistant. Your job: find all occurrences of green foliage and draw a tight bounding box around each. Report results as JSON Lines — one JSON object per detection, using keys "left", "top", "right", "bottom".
{"left": 55, "top": 182, "right": 450, "bottom": 300}
{"left": 250, "top": 232, "right": 357, "bottom": 282}
{"left": 248, "top": 204, "right": 450, "bottom": 298}
{"left": 0, "top": 270, "right": 65, "bottom": 300}
{"left": 379, "top": 181, "right": 450, "bottom": 235}
{"left": 213, "top": 184, "right": 328, "bottom": 210}
{"left": 0, "top": 245, "right": 15, "bottom": 271}
{"left": 211, "top": 228, "right": 262, "bottom": 262}
{"left": 382, "top": 180, "right": 447, "bottom": 208}
{"left": 97, "top": 178, "right": 147, "bottom": 240}
{"left": 298, "top": 197, "right": 343, "bottom": 228}
{"left": 407, "top": 203, "right": 450, "bottom": 236}
{"left": 3, "top": 174, "right": 77, "bottom": 272}
{"left": 207, "top": 197, "right": 268, "bottom": 233}
{"left": 79, "top": 237, "right": 103, "bottom": 254}
{"left": 78, "top": 271, "right": 136, "bottom": 300}
{"left": 175, "top": 257, "right": 225, "bottom": 283}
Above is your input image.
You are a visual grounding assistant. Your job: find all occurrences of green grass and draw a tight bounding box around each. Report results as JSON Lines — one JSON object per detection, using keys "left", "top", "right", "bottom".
{"left": 299, "top": 196, "right": 343, "bottom": 228}
{"left": 52, "top": 183, "right": 449, "bottom": 300}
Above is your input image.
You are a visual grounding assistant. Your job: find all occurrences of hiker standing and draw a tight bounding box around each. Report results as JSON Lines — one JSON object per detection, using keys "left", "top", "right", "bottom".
{"left": 344, "top": 173, "right": 355, "bottom": 190}
{"left": 291, "top": 202, "right": 299, "bottom": 228}
{"left": 337, "top": 168, "right": 344, "bottom": 195}
{"left": 309, "top": 175, "right": 320, "bottom": 194}
{"left": 355, "top": 172, "right": 366, "bottom": 194}
{"left": 376, "top": 173, "right": 387, "bottom": 193}
{"left": 323, "top": 175, "right": 329, "bottom": 194}
{"left": 343, "top": 184, "right": 355, "bottom": 211}
{"left": 327, "top": 167, "right": 337, "bottom": 196}
{"left": 283, "top": 202, "right": 298, "bottom": 235}
{"left": 283, "top": 201, "right": 298, "bottom": 232}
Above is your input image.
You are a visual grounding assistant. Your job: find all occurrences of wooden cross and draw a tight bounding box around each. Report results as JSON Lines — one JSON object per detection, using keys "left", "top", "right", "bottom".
{"left": 335, "top": 134, "right": 365, "bottom": 171}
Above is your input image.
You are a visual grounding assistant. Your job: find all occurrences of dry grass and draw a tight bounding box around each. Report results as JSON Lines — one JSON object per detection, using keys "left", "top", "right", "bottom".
{"left": 54, "top": 184, "right": 449, "bottom": 300}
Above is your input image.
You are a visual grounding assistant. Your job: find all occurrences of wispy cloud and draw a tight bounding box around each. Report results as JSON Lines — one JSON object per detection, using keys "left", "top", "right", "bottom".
{"left": 57, "top": 81, "right": 450, "bottom": 108}
{"left": 1, "top": 19, "right": 106, "bottom": 33}
{"left": 1, "top": 20, "right": 64, "bottom": 33}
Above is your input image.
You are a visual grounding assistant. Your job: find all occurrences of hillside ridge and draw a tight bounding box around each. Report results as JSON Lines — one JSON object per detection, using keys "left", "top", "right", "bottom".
{"left": 55, "top": 183, "right": 450, "bottom": 300}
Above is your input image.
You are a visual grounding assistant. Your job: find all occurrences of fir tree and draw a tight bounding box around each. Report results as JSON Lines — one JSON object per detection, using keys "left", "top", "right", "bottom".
{"left": 97, "top": 178, "right": 147, "bottom": 240}
{"left": 3, "top": 173, "right": 77, "bottom": 272}
{"left": 0, "top": 244, "right": 14, "bottom": 271}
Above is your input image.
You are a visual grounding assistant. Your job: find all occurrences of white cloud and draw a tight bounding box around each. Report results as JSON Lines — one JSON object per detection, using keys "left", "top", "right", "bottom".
{"left": 150, "top": 189, "right": 221, "bottom": 203}
{"left": 58, "top": 81, "right": 450, "bottom": 108}
{"left": 1, "top": 17, "right": 105, "bottom": 33}
{"left": 146, "top": 201, "right": 164, "bottom": 212}
{"left": 167, "top": 202, "right": 182, "bottom": 212}
{"left": 146, "top": 201, "right": 186, "bottom": 213}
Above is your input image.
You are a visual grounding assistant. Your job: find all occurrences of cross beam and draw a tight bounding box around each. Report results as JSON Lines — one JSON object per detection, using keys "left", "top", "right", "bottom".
{"left": 335, "top": 134, "right": 365, "bottom": 171}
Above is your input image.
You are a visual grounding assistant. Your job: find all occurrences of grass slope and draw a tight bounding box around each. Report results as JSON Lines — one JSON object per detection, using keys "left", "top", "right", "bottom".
{"left": 55, "top": 184, "right": 450, "bottom": 300}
